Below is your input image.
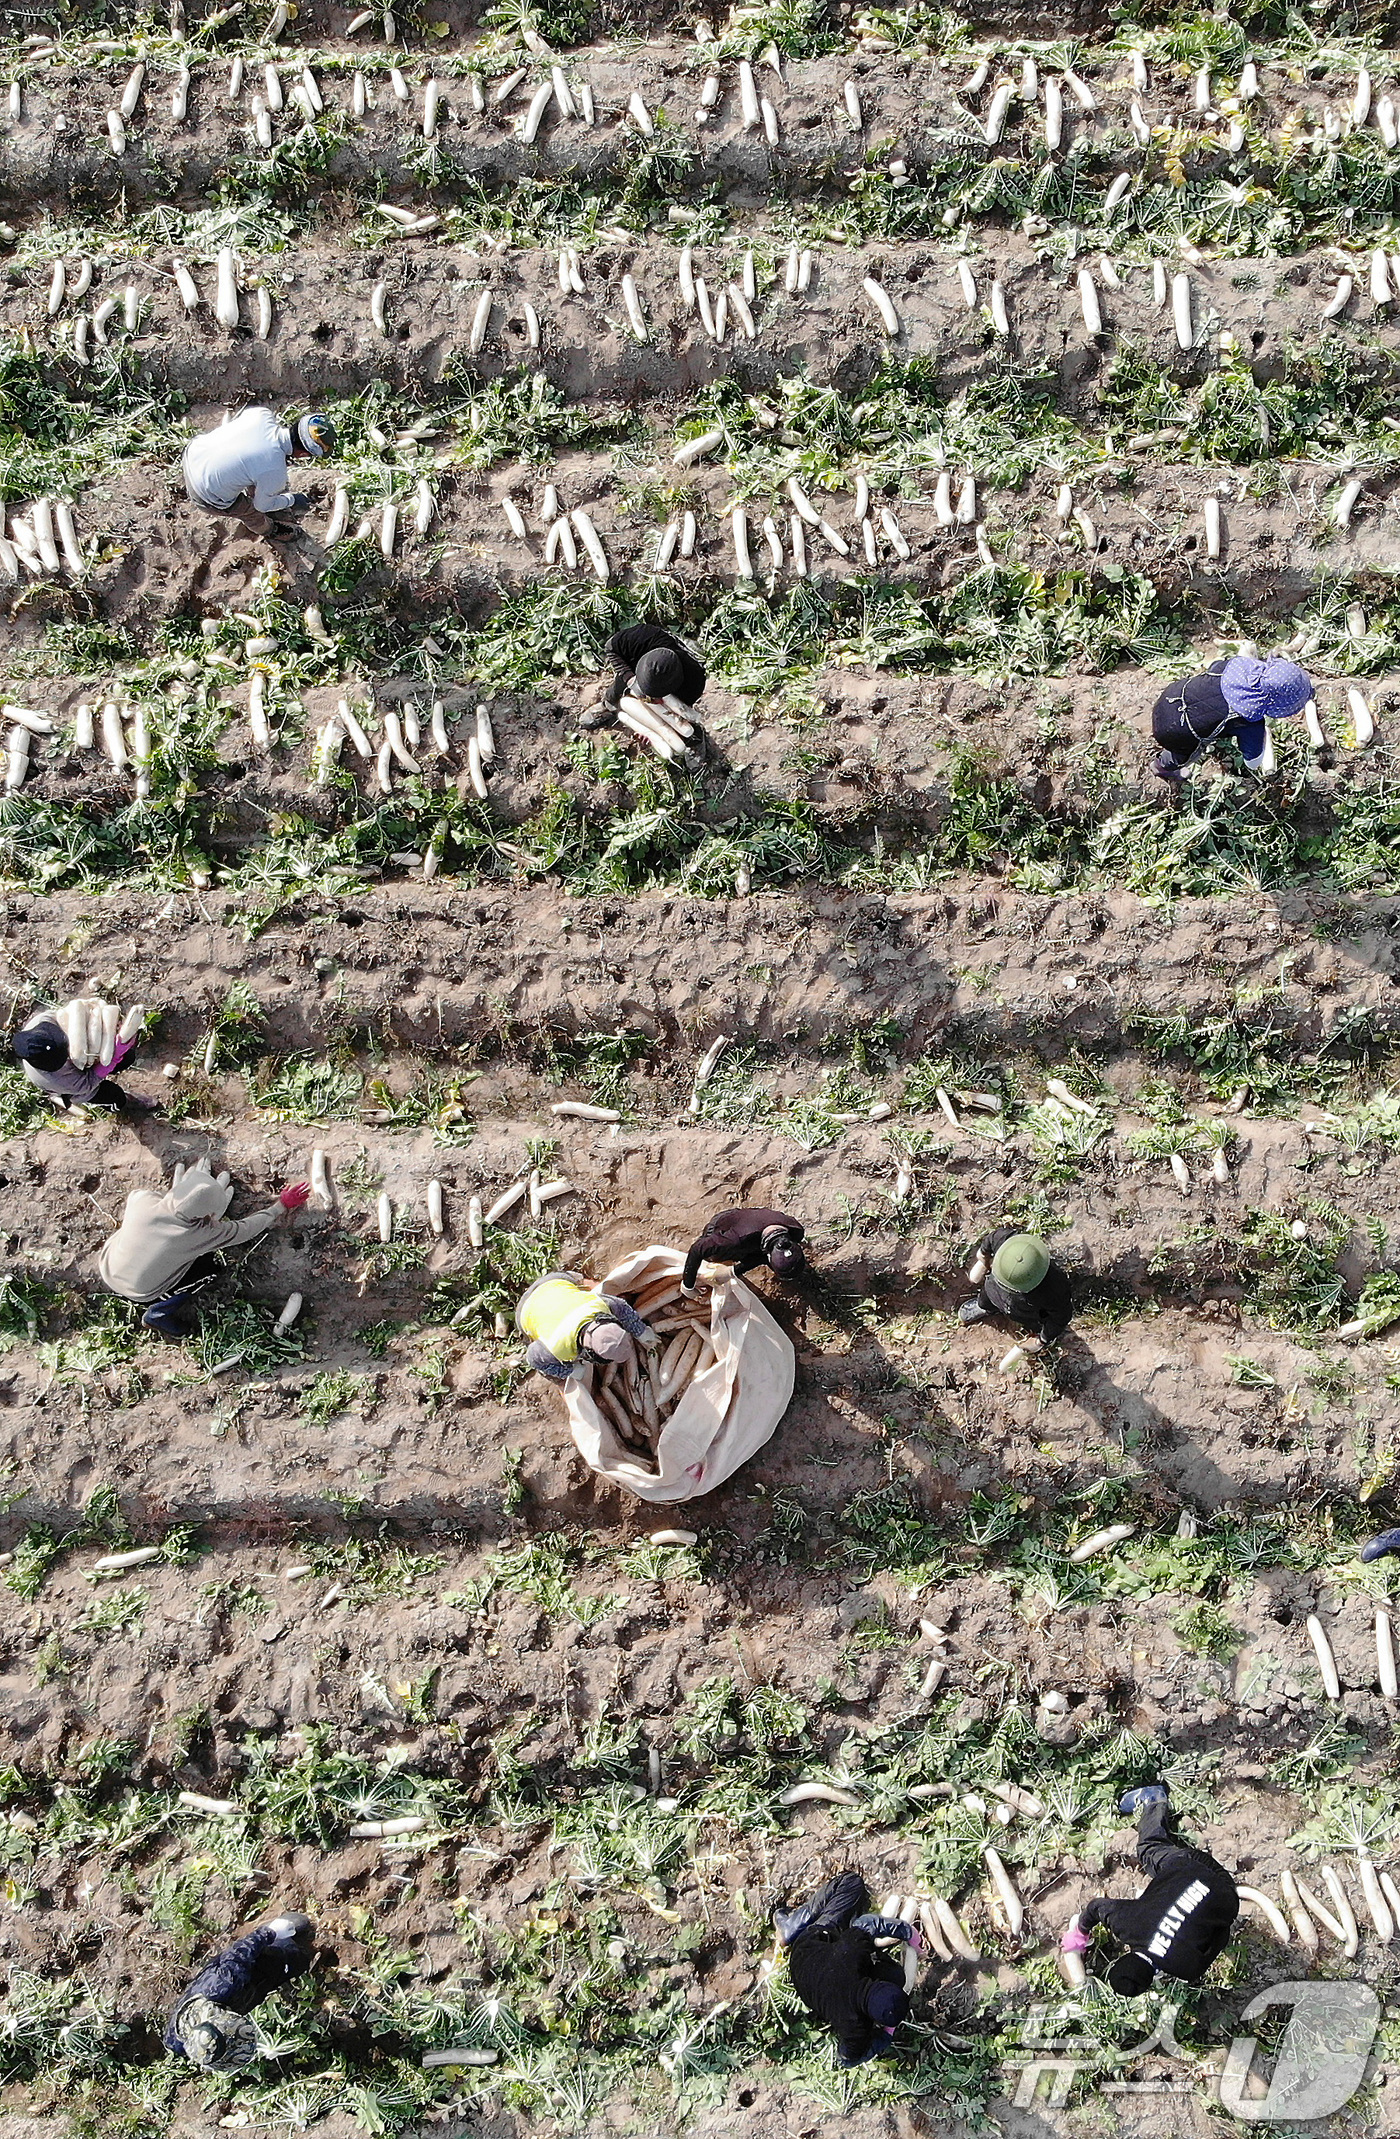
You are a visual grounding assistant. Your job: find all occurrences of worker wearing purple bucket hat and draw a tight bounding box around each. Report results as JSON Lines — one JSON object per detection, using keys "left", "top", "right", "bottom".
{"left": 1150, "top": 653, "right": 1313, "bottom": 782}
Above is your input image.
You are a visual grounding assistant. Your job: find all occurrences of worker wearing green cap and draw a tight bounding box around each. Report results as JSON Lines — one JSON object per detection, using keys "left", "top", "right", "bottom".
{"left": 958, "top": 1225, "right": 1072, "bottom": 1342}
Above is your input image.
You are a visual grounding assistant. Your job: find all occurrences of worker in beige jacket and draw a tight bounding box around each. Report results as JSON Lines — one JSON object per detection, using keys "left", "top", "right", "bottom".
{"left": 99, "top": 1158, "right": 310, "bottom": 1337}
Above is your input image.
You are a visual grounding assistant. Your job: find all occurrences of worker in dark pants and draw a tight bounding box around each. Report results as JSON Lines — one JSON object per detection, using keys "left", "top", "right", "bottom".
{"left": 1151, "top": 654, "right": 1311, "bottom": 784}
{"left": 11, "top": 1015, "right": 155, "bottom": 1116}
{"left": 958, "top": 1227, "right": 1072, "bottom": 1344}
{"left": 165, "top": 1912, "right": 316, "bottom": 2072}
{"left": 582, "top": 623, "right": 707, "bottom": 728}
{"left": 776, "top": 1871, "right": 918, "bottom": 2067}
{"left": 681, "top": 1207, "right": 805, "bottom": 1295}
{"left": 1064, "top": 1785, "right": 1239, "bottom": 1996}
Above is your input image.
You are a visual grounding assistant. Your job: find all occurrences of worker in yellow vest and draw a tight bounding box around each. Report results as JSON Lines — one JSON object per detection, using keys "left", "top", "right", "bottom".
{"left": 516, "top": 1269, "right": 658, "bottom": 1384}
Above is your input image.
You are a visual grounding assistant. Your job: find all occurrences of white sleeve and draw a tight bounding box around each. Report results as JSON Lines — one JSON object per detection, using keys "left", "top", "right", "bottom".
{"left": 250, "top": 444, "right": 294, "bottom": 513}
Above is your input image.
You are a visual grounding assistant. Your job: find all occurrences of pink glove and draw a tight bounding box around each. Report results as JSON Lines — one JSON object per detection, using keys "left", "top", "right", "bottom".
{"left": 1061, "top": 1922, "right": 1091, "bottom": 1955}
{"left": 280, "top": 1182, "right": 312, "bottom": 1211}
{"left": 92, "top": 1036, "right": 136, "bottom": 1082}
{"left": 903, "top": 1927, "right": 923, "bottom": 1952}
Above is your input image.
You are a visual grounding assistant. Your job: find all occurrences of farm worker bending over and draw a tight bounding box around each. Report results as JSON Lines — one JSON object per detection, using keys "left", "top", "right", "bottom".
{"left": 183, "top": 407, "right": 336, "bottom": 539}
{"left": 1151, "top": 653, "right": 1312, "bottom": 784}
{"left": 98, "top": 1158, "right": 311, "bottom": 1338}
{"left": 517, "top": 1268, "right": 658, "bottom": 1384}
{"left": 775, "top": 1871, "right": 918, "bottom": 2068}
{"left": 165, "top": 1912, "right": 315, "bottom": 2072}
{"left": 11, "top": 1012, "right": 153, "bottom": 1117}
{"left": 584, "top": 622, "right": 708, "bottom": 726}
{"left": 958, "top": 1228, "right": 1072, "bottom": 1344}
{"left": 1064, "top": 1785, "right": 1239, "bottom": 1996}
{"left": 681, "top": 1207, "right": 806, "bottom": 1295}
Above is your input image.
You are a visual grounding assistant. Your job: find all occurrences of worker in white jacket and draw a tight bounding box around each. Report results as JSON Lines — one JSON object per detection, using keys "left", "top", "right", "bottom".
{"left": 182, "top": 407, "right": 336, "bottom": 537}
{"left": 98, "top": 1157, "right": 311, "bottom": 1337}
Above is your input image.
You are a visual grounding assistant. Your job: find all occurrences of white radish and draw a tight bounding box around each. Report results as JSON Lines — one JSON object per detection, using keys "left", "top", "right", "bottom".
{"left": 627, "top": 90, "right": 652, "bottom": 136}
{"left": 1172, "top": 273, "right": 1193, "bottom": 350}
{"left": 1069, "top": 1523, "right": 1135, "bottom": 1564}
{"left": 984, "top": 82, "right": 1010, "bottom": 143}
{"left": 565, "top": 508, "right": 605, "bottom": 580}
{"left": 1320, "top": 1869, "right": 1359, "bottom": 1957}
{"left": 1356, "top": 1855, "right": 1393, "bottom": 1942}
{"left": 1237, "top": 1887, "right": 1291, "bottom": 1943}
{"left": 53, "top": 501, "right": 82, "bottom": 575}
{"left": 731, "top": 507, "right": 753, "bottom": 580}
{"left": 621, "top": 274, "right": 647, "bottom": 343}
{"left": 957, "top": 260, "right": 977, "bottom": 308}
{"left": 47, "top": 261, "right": 66, "bottom": 316}
{"left": 1377, "top": 1607, "right": 1397, "bottom": 1698}
{"left": 469, "top": 289, "right": 493, "bottom": 354}
{"left": 1323, "top": 276, "right": 1353, "bottom": 319}
{"left": 426, "top": 1180, "right": 444, "bottom": 1237}
{"left": 519, "top": 83, "right": 551, "bottom": 142}
{"left": 862, "top": 276, "right": 900, "bottom": 336}
{"left": 215, "top": 247, "right": 239, "bottom": 330}
{"left": 550, "top": 1101, "right": 619, "bottom": 1122}
{"left": 879, "top": 508, "right": 910, "bottom": 559}
{"left": 310, "top": 1151, "right": 330, "bottom": 1208}
{"left": 276, "top": 1293, "right": 302, "bottom": 1333}
{"left": 984, "top": 1848, "right": 1024, "bottom": 1935}
{"left": 371, "top": 281, "right": 388, "bottom": 335}
{"left": 376, "top": 1192, "right": 393, "bottom": 1243}
{"left": 173, "top": 259, "right": 199, "bottom": 312}
{"left": 1078, "top": 269, "right": 1101, "bottom": 335}
{"left": 102, "top": 703, "right": 128, "bottom": 769}
{"left": 1044, "top": 76, "right": 1062, "bottom": 150}
{"left": 989, "top": 281, "right": 1009, "bottom": 335}
{"left": 1306, "top": 1614, "right": 1341, "bottom": 1699}
{"left": 380, "top": 502, "right": 398, "bottom": 560}
{"left": 1335, "top": 479, "right": 1363, "bottom": 529}
{"left": 31, "top": 499, "right": 59, "bottom": 575}
{"left": 1347, "top": 687, "right": 1375, "bottom": 746}
{"left": 91, "top": 1545, "right": 162, "bottom": 1572}
{"left": 485, "top": 1183, "right": 526, "bottom": 1224}
{"left": 778, "top": 1782, "right": 859, "bottom": 1807}
{"left": 1280, "top": 1869, "right": 1319, "bottom": 1952}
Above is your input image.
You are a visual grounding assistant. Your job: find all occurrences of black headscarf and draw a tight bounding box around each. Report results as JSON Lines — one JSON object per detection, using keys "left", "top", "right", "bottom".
{"left": 634, "top": 647, "right": 687, "bottom": 700}
{"left": 12, "top": 1021, "right": 68, "bottom": 1072}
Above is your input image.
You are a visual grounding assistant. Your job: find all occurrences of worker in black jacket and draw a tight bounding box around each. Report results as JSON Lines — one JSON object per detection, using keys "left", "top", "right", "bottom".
{"left": 958, "top": 1227, "right": 1072, "bottom": 1343}
{"left": 1151, "top": 654, "right": 1311, "bottom": 782}
{"left": 1064, "top": 1786, "right": 1238, "bottom": 1996}
{"left": 586, "top": 622, "right": 707, "bottom": 726}
{"left": 776, "top": 1871, "right": 917, "bottom": 2067}
{"left": 165, "top": 1913, "right": 316, "bottom": 2071}
{"left": 681, "top": 1207, "right": 805, "bottom": 1294}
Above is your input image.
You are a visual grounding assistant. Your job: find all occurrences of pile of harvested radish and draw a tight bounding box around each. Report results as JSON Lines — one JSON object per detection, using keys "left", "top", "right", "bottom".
{"left": 588, "top": 1276, "right": 716, "bottom": 1457}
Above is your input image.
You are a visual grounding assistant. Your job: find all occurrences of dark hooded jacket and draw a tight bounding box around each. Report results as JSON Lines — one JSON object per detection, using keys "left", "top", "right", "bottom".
{"left": 787, "top": 1923, "right": 907, "bottom": 2063}
{"left": 682, "top": 1208, "right": 804, "bottom": 1289}
{"left": 163, "top": 1925, "right": 313, "bottom": 2055}
{"left": 605, "top": 624, "right": 707, "bottom": 707}
{"left": 1079, "top": 1848, "right": 1238, "bottom": 1984}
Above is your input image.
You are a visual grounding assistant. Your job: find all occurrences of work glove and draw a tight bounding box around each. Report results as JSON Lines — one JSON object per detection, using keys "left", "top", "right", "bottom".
{"left": 284, "top": 493, "right": 311, "bottom": 514}
{"left": 967, "top": 1254, "right": 988, "bottom": 1285}
{"left": 680, "top": 1282, "right": 701, "bottom": 1299}
{"left": 902, "top": 1926, "right": 923, "bottom": 1951}
{"left": 92, "top": 1036, "right": 136, "bottom": 1081}
{"left": 279, "top": 1181, "right": 312, "bottom": 1211}
{"left": 1061, "top": 1920, "right": 1091, "bottom": 1955}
